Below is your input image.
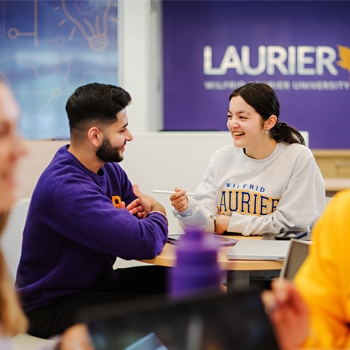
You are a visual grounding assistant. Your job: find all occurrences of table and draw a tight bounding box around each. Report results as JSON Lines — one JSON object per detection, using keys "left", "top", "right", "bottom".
{"left": 137, "top": 235, "right": 284, "bottom": 290}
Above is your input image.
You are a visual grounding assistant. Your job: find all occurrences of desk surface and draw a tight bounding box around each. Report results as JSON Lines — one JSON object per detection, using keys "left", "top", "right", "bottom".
{"left": 138, "top": 235, "right": 284, "bottom": 271}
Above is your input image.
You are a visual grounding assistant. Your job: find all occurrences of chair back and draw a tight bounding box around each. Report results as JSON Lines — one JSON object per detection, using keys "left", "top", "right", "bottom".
{"left": 1, "top": 199, "right": 30, "bottom": 281}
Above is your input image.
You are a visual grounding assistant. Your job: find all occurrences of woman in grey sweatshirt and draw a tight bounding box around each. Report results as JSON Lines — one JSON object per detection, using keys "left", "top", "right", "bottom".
{"left": 171, "top": 83, "right": 325, "bottom": 236}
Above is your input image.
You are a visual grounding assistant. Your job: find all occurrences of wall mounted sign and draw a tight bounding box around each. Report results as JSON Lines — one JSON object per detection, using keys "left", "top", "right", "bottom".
{"left": 163, "top": 0, "right": 350, "bottom": 149}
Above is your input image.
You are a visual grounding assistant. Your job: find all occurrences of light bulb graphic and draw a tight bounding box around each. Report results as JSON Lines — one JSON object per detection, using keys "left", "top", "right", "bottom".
{"left": 60, "top": 0, "right": 112, "bottom": 53}
{"left": 8, "top": 0, "right": 38, "bottom": 47}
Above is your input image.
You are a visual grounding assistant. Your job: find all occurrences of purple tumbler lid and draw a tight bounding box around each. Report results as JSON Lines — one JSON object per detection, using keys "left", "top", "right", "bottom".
{"left": 169, "top": 227, "right": 222, "bottom": 298}
{"left": 175, "top": 228, "right": 219, "bottom": 263}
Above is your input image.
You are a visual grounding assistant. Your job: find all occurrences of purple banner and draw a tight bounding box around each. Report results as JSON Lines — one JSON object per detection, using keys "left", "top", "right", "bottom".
{"left": 163, "top": 1, "right": 350, "bottom": 149}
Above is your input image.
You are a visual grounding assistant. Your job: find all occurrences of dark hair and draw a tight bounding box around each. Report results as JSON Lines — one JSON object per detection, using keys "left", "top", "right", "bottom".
{"left": 66, "top": 83, "right": 131, "bottom": 137}
{"left": 229, "top": 83, "right": 305, "bottom": 145}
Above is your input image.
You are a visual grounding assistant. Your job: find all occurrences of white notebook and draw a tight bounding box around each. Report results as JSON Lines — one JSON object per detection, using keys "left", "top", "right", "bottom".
{"left": 226, "top": 240, "right": 291, "bottom": 261}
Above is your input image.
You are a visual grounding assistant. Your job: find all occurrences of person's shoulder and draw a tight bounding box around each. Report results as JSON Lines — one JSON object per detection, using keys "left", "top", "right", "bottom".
{"left": 318, "top": 190, "right": 350, "bottom": 236}
{"left": 37, "top": 148, "right": 95, "bottom": 193}
{"left": 45, "top": 144, "right": 72, "bottom": 169}
{"left": 104, "top": 162, "right": 128, "bottom": 179}
{"left": 214, "top": 144, "right": 236, "bottom": 156}
{"left": 104, "top": 161, "right": 123, "bottom": 172}
{"left": 211, "top": 144, "right": 237, "bottom": 163}
{"left": 328, "top": 190, "right": 350, "bottom": 212}
{"left": 279, "top": 142, "right": 313, "bottom": 158}
{"left": 35, "top": 167, "right": 99, "bottom": 207}
{"left": 42, "top": 147, "right": 83, "bottom": 178}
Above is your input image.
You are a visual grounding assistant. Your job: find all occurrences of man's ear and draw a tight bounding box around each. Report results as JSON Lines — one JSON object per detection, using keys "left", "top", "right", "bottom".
{"left": 266, "top": 115, "right": 277, "bottom": 131}
{"left": 87, "top": 126, "right": 102, "bottom": 148}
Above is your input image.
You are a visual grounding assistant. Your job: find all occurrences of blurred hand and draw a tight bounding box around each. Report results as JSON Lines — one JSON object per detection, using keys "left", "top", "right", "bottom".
{"left": 261, "top": 278, "right": 309, "bottom": 350}
{"left": 170, "top": 187, "right": 189, "bottom": 212}
{"left": 59, "top": 324, "right": 94, "bottom": 350}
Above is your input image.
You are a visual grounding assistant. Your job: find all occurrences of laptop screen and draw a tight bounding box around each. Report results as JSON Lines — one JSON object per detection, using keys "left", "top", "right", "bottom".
{"left": 280, "top": 239, "right": 312, "bottom": 279}
{"left": 77, "top": 290, "right": 279, "bottom": 350}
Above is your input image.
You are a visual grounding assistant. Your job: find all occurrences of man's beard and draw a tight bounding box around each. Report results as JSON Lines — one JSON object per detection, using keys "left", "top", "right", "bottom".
{"left": 96, "top": 137, "right": 124, "bottom": 163}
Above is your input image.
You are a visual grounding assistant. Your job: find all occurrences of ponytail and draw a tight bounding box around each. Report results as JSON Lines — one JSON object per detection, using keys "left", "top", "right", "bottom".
{"left": 270, "top": 121, "right": 305, "bottom": 146}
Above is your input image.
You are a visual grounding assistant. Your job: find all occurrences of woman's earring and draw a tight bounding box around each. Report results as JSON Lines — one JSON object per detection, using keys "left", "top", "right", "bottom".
{"left": 265, "top": 130, "right": 268, "bottom": 134}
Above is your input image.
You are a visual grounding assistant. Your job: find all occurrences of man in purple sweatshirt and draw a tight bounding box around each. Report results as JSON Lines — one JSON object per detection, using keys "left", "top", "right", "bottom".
{"left": 16, "top": 83, "right": 169, "bottom": 339}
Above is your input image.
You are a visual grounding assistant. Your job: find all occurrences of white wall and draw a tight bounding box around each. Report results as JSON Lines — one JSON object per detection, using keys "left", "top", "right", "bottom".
{"left": 118, "top": 0, "right": 163, "bottom": 132}
{"left": 121, "top": 132, "right": 234, "bottom": 234}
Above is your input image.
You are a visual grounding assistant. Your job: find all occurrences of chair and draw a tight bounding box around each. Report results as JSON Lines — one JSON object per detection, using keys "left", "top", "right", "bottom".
{"left": 280, "top": 239, "right": 312, "bottom": 280}
{"left": 1, "top": 199, "right": 56, "bottom": 348}
{"left": 12, "top": 333, "right": 57, "bottom": 350}
{"left": 1, "top": 198, "right": 30, "bottom": 281}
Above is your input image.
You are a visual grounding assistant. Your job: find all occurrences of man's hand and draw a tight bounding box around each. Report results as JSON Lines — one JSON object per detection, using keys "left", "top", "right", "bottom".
{"left": 126, "top": 184, "right": 166, "bottom": 217}
{"left": 261, "top": 278, "right": 309, "bottom": 350}
{"left": 125, "top": 197, "right": 147, "bottom": 218}
{"left": 214, "top": 214, "right": 230, "bottom": 234}
{"left": 170, "top": 187, "right": 189, "bottom": 212}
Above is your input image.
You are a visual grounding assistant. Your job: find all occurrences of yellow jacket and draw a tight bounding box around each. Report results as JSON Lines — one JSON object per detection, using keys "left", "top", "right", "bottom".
{"left": 295, "top": 190, "right": 350, "bottom": 349}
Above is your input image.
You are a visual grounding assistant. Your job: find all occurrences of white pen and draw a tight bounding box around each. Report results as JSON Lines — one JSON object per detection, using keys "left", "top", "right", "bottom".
{"left": 152, "top": 190, "right": 196, "bottom": 196}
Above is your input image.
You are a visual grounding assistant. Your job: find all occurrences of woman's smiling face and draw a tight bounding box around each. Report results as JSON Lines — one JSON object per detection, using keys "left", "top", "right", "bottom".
{"left": 227, "top": 95, "right": 266, "bottom": 148}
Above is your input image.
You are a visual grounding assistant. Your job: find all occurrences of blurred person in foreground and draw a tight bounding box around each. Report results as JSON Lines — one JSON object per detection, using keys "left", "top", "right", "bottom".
{"left": 262, "top": 190, "right": 350, "bottom": 349}
{"left": 0, "top": 79, "right": 93, "bottom": 349}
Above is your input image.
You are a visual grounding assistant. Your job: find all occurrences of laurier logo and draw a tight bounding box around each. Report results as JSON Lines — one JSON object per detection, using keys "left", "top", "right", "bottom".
{"left": 204, "top": 45, "right": 350, "bottom": 78}
{"left": 337, "top": 45, "right": 350, "bottom": 79}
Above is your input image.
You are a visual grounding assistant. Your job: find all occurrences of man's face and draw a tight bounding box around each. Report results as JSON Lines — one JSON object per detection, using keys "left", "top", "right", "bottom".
{"left": 96, "top": 108, "right": 133, "bottom": 163}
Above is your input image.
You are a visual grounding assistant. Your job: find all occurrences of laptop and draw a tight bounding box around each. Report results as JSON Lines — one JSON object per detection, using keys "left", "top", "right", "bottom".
{"left": 77, "top": 289, "right": 279, "bottom": 350}
{"left": 226, "top": 239, "right": 291, "bottom": 260}
{"left": 167, "top": 234, "right": 238, "bottom": 247}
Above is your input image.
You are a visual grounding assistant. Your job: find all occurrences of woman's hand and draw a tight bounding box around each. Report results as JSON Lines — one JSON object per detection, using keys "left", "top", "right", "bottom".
{"left": 170, "top": 187, "right": 189, "bottom": 212}
{"left": 215, "top": 214, "right": 230, "bottom": 234}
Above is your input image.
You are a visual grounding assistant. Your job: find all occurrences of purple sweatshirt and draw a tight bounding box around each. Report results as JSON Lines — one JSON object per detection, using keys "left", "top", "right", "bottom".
{"left": 16, "top": 146, "right": 168, "bottom": 313}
